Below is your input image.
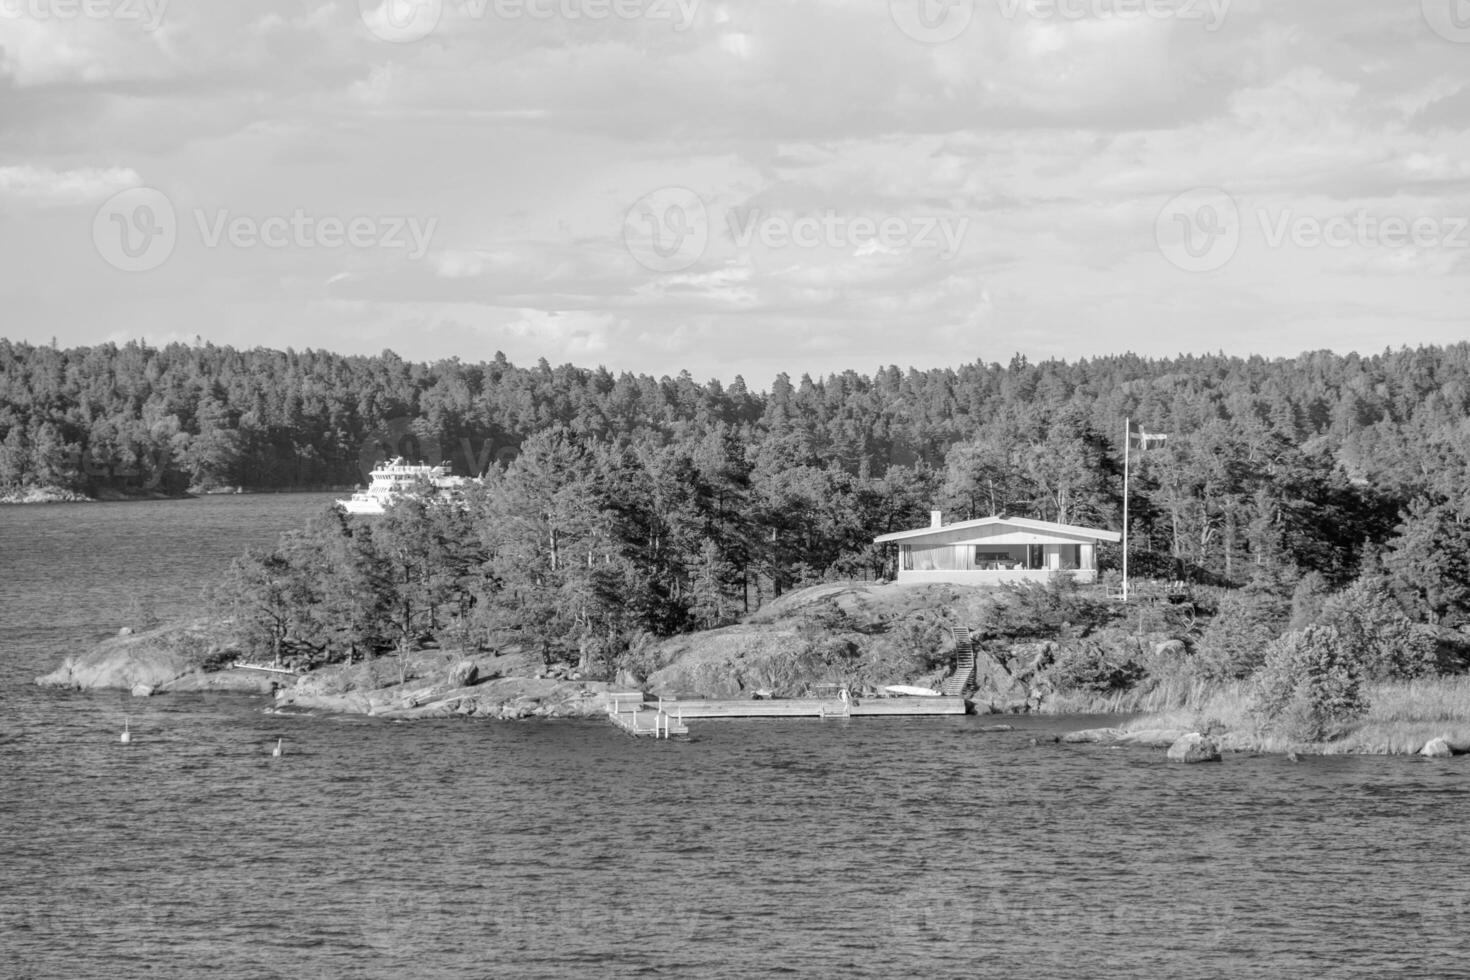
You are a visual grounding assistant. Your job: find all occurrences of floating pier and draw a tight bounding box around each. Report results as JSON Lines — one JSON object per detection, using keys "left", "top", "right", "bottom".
{"left": 668, "top": 695, "right": 966, "bottom": 719}
{"left": 606, "top": 692, "right": 690, "bottom": 739}
{"left": 605, "top": 691, "right": 965, "bottom": 737}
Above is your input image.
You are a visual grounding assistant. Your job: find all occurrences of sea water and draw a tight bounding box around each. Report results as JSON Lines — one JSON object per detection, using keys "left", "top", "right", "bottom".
{"left": 1, "top": 496, "right": 1467, "bottom": 979}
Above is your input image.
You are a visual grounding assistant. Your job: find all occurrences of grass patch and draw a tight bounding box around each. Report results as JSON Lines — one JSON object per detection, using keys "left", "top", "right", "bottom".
{"left": 1119, "top": 675, "right": 1470, "bottom": 755}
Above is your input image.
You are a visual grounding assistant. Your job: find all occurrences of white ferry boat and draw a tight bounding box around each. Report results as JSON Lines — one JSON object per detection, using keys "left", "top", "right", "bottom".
{"left": 337, "top": 458, "right": 463, "bottom": 515}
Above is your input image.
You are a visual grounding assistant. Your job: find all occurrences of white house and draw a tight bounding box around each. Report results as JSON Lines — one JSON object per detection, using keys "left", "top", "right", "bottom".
{"left": 874, "top": 512, "right": 1122, "bottom": 586}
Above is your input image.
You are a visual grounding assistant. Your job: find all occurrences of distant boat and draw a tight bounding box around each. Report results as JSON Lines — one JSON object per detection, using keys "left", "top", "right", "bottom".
{"left": 883, "top": 685, "right": 943, "bottom": 697}
{"left": 337, "top": 458, "right": 465, "bottom": 515}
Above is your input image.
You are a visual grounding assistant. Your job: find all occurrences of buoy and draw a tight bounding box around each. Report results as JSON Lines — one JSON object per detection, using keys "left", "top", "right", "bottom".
{"left": 271, "top": 738, "right": 282, "bottom": 758}
{"left": 120, "top": 717, "right": 132, "bottom": 744}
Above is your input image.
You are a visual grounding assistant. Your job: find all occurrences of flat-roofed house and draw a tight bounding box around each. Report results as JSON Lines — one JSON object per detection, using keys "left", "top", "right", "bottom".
{"left": 874, "top": 511, "right": 1121, "bottom": 586}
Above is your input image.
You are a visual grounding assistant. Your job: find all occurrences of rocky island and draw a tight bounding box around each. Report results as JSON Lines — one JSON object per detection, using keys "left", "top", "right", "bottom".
{"left": 36, "top": 579, "right": 1470, "bottom": 758}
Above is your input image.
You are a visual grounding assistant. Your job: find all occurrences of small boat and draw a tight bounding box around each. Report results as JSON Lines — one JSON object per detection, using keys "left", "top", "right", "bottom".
{"left": 882, "top": 685, "right": 943, "bottom": 697}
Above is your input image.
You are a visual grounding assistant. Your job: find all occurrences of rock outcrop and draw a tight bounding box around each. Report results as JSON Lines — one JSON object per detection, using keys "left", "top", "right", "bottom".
{"left": 1166, "top": 733, "right": 1223, "bottom": 763}
{"left": 36, "top": 622, "right": 245, "bottom": 692}
{"left": 1061, "top": 727, "right": 1193, "bottom": 748}
{"left": 275, "top": 671, "right": 617, "bottom": 721}
{"left": 1420, "top": 737, "right": 1454, "bottom": 758}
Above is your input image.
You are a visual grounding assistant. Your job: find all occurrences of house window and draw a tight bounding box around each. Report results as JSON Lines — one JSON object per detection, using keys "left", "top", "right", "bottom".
{"left": 1027, "top": 545, "right": 1043, "bottom": 569}
{"left": 901, "top": 546, "right": 913, "bottom": 571}
{"left": 974, "top": 549, "right": 1016, "bottom": 570}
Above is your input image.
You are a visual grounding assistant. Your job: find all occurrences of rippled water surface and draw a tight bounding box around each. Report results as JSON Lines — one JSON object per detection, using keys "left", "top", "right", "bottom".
{"left": 2, "top": 496, "right": 1468, "bottom": 979}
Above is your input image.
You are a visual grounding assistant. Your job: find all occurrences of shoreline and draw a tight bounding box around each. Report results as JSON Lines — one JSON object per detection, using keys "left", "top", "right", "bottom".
{"left": 33, "top": 621, "right": 1470, "bottom": 755}
{"left": 34, "top": 625, "right": 625, "bottom": 721}
{"left": 1, "top": 484, "right": 357, "bottom": 505}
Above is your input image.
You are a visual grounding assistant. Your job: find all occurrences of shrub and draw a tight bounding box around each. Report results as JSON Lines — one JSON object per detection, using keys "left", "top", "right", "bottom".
{"left": 1316, "top": 579, "right": 1436, "bottom": 681}
{"left": 1049, "top": 639, "right": 1147, "bottom": 693}
{"left": 981, "top": 576, "right": 1115, "bottom": 640}
{"left": 1252, "top": 624, "right": 1369, "bottom": 741}
{"left": 1288, "top": 571, "right": 1331, "bottom": 631}
{"left": 1193, "top": 584, "right": 1290, "bottom": 681}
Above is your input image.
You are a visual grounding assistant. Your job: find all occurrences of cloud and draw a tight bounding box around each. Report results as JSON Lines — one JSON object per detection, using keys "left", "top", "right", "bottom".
{"left": 0, "top": 164, "right": 140, "bottom": 207}
{"left": 5, "top": 0, "right": 1470, "bottom": 381}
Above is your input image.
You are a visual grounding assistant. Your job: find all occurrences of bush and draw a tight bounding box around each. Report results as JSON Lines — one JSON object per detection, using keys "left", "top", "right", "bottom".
{"left": 1049, "top": 639, "right": 1147, "bottom": 693}
{"left": 981, "top": 576, "right": 1115, "bottom": 640}
{"left": 1252, "top": 624, "right": 1368, "bottom": 741}
{"left": 1193, "top": 584, "right": 1290, "bottom": 681}
{"left": 1316, "top": 579, "right": 1436, "bottom": 681}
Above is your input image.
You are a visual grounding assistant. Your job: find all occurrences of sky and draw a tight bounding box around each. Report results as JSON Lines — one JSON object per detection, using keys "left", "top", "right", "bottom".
{"left": 2, "top": 0, "right": 1469, "bottom": 386}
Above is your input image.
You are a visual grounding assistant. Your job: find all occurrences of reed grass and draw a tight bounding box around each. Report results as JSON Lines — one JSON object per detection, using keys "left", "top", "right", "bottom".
{"left": 1103, "top": 674, "right": 1470, "bottom": 755}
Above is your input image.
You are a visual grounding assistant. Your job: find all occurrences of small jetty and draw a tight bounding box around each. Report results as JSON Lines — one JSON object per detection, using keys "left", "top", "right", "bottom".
{"left": 231, "top": 661, "right": 307, "bottom": 676}
{"left": 606, "top": 692, "right": 690, "bottom": 738}
{"left": 605, "top": 690, "right": 965, "bottom": 738}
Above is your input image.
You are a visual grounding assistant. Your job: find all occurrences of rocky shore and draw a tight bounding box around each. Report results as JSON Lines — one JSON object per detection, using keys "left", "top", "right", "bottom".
{"left": 1056, "top": 724, "right": 1470, "bottom": 759}
{"left": 1, "top": 485, "right": 94, "bottom": 504}
{"left": 35, "top": 622, "right": 626, "bottom": 721}
{"left": 36, "top": 587, "right": 1470, "bottom": 757}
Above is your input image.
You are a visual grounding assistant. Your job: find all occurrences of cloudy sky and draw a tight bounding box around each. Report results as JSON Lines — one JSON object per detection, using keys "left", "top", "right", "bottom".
{"left": 2, "top": 0, "right": 1469, "bottom": 384}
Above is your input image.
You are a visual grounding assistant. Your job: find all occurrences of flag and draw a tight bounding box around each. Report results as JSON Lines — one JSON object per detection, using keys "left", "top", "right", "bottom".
{"left": 1127, "top": 420, "right": 1168, "bottom": 450}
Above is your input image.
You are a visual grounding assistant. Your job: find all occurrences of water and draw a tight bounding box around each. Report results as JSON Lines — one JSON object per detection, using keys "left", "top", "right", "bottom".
{"left": 1, "top": 497, "right": 1468, "bottom": 979}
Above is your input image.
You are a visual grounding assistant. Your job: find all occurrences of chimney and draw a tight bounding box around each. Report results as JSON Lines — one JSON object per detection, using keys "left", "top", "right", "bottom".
{"left": 930, "top": 509, "right": 943, "bottom": 528}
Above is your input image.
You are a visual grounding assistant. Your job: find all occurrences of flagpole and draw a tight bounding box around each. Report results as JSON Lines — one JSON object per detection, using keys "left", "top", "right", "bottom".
{"left": 1122, "top": 417, "right": 1130, "bottom": 602}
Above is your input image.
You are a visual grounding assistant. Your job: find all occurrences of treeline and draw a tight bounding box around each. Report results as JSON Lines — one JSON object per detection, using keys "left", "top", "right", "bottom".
{"left": 6, "top": 339, "right": 1470, "bottom": 606}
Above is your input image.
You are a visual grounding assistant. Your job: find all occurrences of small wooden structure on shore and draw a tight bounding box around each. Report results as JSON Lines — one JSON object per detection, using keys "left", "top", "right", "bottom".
{"left": 606, "top": 690, "right": 965, "bottom": 738}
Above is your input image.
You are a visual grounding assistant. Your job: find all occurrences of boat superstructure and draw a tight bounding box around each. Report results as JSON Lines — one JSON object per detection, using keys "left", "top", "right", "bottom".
{"left": 337, "top": 458, "right": 463, "bottom": 515}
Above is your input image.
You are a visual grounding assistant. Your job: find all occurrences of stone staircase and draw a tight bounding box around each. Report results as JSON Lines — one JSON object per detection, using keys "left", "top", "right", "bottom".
{"left": 941, "top": 626, "right": 976, "bottom": 697}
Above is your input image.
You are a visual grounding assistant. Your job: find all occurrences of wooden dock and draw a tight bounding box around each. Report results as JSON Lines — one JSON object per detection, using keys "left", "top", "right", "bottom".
{"left": 605, "top": 692, "right": 690, "bottom": 738}
{"left": 665, "top": 696, "right": 966, "bottom": 719}
{"left": 606, "top": 692, "right": 965, "bottom": 737}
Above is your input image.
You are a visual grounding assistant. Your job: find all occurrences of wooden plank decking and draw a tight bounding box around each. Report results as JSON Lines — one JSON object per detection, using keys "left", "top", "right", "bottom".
{"left": 647, "top": 695, "right": 966, "bottom": 720}
{"left": 606, "top": 693, "right": 690, "bottom": 738}
{"left": 605, "top": 690, "right": 966, "bottom": 738}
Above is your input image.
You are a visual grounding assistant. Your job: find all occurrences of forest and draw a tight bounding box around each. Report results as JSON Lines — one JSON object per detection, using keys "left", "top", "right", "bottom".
{"left": 4, "top": 338, "right": 1470, "bottom": 678}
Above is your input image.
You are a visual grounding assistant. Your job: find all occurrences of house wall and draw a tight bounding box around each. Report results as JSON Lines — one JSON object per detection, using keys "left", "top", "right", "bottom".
{"left": 894, "top": 568, "right": 1100, "bottom": 586}
{"left": 900, "top": 541, "right": 1096, "bottom": 573}
{"left": 881, "top": 520, "right": 1109, "bottom": 586}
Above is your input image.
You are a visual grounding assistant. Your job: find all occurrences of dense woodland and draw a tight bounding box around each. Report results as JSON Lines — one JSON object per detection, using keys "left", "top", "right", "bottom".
{"left": 5, "top": 339, "right": 1470, "bottom": 671}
